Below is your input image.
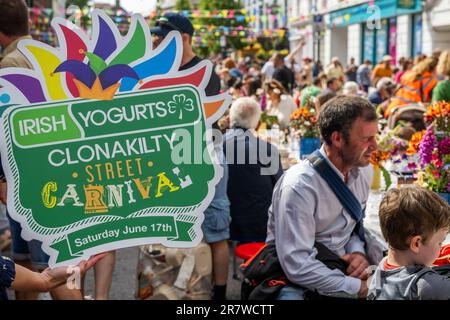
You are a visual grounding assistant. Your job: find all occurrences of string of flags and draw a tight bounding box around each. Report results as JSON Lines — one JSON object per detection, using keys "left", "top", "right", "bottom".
{"left": 27, "top": 6, "right": 287, "bottom": 47}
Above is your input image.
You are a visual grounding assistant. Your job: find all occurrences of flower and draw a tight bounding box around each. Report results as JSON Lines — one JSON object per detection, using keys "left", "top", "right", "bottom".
{"left": 418, "top": 127, "right": 436, "bottom": 165}
{"left": 424, "top": 101, "right": 450, "bottom": 133}
{"left": 438, "top": 137, "right": 450, "bottom": 155}
{"left": 406, "top": 130, "right": 426, "bottom": 155}
{"left": 407, "top": 101, "right": 450, "bottom": 193}
{"left": 370, "top": 125, "right": 410, "bottom": 190}
{"left": 290, "top": 97, "right": 319, "bottom": 138}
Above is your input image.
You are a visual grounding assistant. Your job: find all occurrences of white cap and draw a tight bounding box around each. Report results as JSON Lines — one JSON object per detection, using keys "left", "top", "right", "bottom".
{"left": 376, "top": 77, "right": 395, "bottom": 91}
{"left": 382, "top": 55, "right": 393, "bottom": 62}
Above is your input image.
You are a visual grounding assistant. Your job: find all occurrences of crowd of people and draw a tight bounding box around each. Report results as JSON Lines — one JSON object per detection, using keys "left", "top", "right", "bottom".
{"left": 213, "top": 45, "right": 450, "bottom": 124}
{"left": 1, "top": 0, "right": 449, "bottom": 301}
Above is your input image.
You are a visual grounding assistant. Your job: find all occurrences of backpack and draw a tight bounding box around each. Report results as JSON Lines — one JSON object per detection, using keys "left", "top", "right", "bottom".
{"left": 240, "top": 243, "right": 287, "bottom": 300}
{"left": 240, "top": 242, "right": 348, "bottom": 300}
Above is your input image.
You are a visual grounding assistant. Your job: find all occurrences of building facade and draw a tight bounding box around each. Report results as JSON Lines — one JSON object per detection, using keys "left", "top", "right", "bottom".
{"left": 287, "top": 0, "right": 327, "bottom": 63}
{"left": 243, "top": 0, "right": 289, "bottom": 35}
{"left": 287, "top": 0, "right": 450, "bottom": 66}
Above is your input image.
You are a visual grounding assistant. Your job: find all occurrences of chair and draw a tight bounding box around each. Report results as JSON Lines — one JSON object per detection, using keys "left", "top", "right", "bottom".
{"left": 231, "top": 241, "right": 265, "bottom": 280}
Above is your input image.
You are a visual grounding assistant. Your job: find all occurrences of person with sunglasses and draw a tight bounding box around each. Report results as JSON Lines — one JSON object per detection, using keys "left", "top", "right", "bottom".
{"left": 150, "top": 12, "right": 221, "bottom": 97}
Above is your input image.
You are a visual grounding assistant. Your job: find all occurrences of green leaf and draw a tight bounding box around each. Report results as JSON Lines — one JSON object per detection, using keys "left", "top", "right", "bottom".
{"left": 380, "top": 166, "right": 392, "bottom": 191}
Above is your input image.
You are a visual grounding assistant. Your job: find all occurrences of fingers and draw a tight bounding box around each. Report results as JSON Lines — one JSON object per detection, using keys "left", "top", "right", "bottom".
{"left": 78, "top": 260, "right": 87, "bottom": 274}
{"left": 341, "top": 254, "right": 351, "bottom": 263}
{"left": 343, "top": 254, "right": 369, "bottom": 277}
{"left": 84, "top": 252, "right": 109, "bottom": 270}
{"left": 349, "top": 263, "right": 368, "bottom": 278}
{"left": 346, "top": 261, "right": 358, "bottom": 275}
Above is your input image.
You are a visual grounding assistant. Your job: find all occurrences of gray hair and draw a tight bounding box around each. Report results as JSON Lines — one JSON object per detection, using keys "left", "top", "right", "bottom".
{"left": 343, "top": 81, "right": 359, "bottom": 95}
{"left": 229, "top": 97, "right": 261, "bottom": 130}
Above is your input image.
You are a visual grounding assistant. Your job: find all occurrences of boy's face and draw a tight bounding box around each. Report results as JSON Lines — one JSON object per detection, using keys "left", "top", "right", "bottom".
{"left": 415, "top": 228, "right": 449, "bottom": 266}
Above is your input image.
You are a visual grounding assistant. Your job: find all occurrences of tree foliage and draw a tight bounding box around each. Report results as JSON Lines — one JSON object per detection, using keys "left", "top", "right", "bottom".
{"left": 175, "top": 0, "right": 192, "bottom": 11}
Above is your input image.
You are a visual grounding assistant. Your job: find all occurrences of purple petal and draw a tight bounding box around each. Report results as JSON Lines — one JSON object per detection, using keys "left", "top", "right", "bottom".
{"left": 98, "top": 64, "right": 139, "bottom": 89}
{"left": 93, "top": 16, "right": 117, "bottom": 61}
{"left": 53, "top": 60, "right": 96, "bottom": 88}
{"left": 0, "top": 74, "right": 46, "bottom": 103}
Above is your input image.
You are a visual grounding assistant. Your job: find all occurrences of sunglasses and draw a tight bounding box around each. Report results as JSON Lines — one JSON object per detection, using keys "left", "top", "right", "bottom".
{"left": 155, "top": 18, "right": 184, "bottom": 34}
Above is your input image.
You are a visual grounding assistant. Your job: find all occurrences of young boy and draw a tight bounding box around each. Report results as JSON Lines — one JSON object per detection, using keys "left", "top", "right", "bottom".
{"left": 368, "top": 186, "right": 450, "bottom": 299}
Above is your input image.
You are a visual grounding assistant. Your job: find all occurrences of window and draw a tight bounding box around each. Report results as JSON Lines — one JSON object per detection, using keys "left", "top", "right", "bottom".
{"left": 362, "top": 18, "right": 396, "bottom": 64}
{"left": 411, "top": 13, "right": 422, "bottom": 57}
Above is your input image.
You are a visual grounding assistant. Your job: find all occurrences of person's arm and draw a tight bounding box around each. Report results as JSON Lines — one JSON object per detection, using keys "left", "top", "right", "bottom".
{"left": 11, "top": 263, "right": 66, "bottom": 292}
{"left": 11, "top": 254, "right": 106, "bottom": 292}
{"left": 371, "top": 66, "right": 379, "bottom": 85}
{"left": 285, "top": 41, "right": 305, "bottom": 64}
{"left": 274, "top": 182, "right": 362, "bottom": 296}
{"left": 345, "top": 234, "right": 366, "bottom": 255}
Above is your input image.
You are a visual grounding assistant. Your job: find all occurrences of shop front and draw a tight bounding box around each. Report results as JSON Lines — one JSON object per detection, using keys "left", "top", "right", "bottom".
{"left": 324, "top": 0, "right": 422, "bottom": 65}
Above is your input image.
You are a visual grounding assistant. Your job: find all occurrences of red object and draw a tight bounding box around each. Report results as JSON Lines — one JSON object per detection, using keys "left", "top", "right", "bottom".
{"left": 433, "top": 244, "right": 450, "bottom": 266}
{"left": 235, "top": 242, "right": 265, "bottom": 261}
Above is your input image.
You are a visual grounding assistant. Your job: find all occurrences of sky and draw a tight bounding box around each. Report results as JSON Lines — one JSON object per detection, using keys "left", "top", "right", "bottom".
{"left": 94, "top": 0, "right": 157, "bottom": 16}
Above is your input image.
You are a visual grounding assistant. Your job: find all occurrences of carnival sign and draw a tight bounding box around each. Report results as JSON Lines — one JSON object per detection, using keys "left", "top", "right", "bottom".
{"left": 0, "top": 10, "right": 230, "bottom": 266}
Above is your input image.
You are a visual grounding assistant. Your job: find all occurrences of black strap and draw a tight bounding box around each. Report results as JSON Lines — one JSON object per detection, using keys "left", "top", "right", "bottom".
{"left": 307, "top": 150, "right": 365, "bottom": 242}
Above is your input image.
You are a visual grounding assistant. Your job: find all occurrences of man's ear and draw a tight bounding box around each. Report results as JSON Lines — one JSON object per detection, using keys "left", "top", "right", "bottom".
{"left": 409, "top": 235, "right": 422, "bottom": 254}
{"left": 181, "top": 33, "right": 191, "bottom": 44}
{"left": 330, "top": 131, "right": 343, "bottom": 149}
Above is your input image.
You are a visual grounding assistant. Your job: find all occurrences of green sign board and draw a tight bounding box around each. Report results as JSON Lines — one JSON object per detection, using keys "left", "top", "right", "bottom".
{"left": 0, "top": 11, "right": 230, "bottom": 266}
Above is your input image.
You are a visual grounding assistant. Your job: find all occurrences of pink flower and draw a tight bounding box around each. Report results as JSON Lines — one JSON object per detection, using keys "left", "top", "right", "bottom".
{"left": 418, "top": 128, "right": 436, "bottom": 166}
{"left": 438, "top": 137, "right": 450, "bottom": 155}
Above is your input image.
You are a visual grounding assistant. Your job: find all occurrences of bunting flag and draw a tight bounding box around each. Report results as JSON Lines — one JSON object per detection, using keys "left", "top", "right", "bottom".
{"left": 27, "top": 6, "right": 287, "bottom": 47}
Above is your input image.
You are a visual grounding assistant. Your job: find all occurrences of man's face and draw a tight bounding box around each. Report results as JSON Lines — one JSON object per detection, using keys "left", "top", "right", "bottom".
{"left": 330, "top": 80, "right": 340, "bottom": 92}
{"left": 338, "top": 118, "right": 378, "bottom": 168}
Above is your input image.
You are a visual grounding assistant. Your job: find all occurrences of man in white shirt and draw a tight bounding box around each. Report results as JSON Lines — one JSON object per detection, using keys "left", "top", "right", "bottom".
{"left": 261, "top": 57, "right": 275, "bottom": 82}
{"left": 266, "top": 95, "right": 379, "bottom": 299}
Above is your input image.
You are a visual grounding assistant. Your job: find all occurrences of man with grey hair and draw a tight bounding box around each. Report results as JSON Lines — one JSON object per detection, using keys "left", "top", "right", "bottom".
{"left": 223, "top": 97, "right": 283, "bottom": 243}
{"left": 228, "top": 97, "right": 261, "bottom": 130}
{"left": 368, "top": 77, "right": 396, "bottom": 106}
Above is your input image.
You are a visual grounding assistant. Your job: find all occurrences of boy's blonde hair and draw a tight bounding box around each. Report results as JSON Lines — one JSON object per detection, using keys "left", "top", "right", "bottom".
{"left": 379, "top": 186, "right": 450, "bottom": 250}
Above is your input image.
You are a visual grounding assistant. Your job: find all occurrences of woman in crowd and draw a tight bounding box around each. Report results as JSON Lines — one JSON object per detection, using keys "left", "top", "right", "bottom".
{"left": 264, "top": 79, "right": 297, "bottom": 129}
{"left": 384, "top": 57, "right": 439, "bottom": 118}
{"left": 432, "top": 50, "right": 450, "bottom": 102}
{"left": 394, "top": 58, "right": 413, "bottom": 84}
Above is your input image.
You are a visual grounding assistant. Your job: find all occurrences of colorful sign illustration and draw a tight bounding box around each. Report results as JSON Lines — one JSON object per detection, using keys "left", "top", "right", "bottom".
{"left": 0, "top": 10, "right": 230, "bottom": 267}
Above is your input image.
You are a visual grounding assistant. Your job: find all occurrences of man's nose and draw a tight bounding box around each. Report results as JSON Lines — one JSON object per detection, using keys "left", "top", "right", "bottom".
{"left": 370, "top": 137, "right": 378, "bottom": 150}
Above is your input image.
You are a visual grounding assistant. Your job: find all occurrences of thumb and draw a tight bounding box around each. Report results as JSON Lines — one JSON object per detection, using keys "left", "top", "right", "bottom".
{"left": 341, "top": 254, "right": 351, "bottom": 262}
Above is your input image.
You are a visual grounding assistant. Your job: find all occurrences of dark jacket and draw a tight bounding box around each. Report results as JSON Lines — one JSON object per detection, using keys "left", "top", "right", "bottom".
{"left": 223, "top": 127, "right": 283, "bottom": 243}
